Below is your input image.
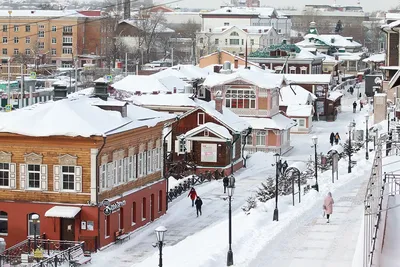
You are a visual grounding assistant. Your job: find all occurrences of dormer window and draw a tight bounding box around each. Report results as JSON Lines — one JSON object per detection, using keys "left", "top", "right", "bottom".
{"left": 230, "top": 32, "right": 239, "bottom": 36}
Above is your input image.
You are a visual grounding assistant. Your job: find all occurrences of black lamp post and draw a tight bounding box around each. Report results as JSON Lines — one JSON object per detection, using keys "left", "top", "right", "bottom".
{"left": 388, "top": 108, "right": 390, "bottom": 132}
{"left": 311, "top": 136, "right": 319, "bottom": 192}
{"left": 348, "top": 123, "right": 353, "bottom": 173}
{"left": 154, "top": 226, "right": 167, "bottom": 267}
{"left": 32, "top": 214, "right": 39, "bottom": 250}
{"left": 227, "top": 175, "right": 235, "bottom": 266}
{"left": 273, "top": 153, "right": 280, "bottom": 221}
{"left": 365, "top": 114, "right": 369, "bottom": 160}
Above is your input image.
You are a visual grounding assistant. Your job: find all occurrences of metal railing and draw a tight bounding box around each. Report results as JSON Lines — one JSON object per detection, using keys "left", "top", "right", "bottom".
{"left": 331, "top": 78, "right": 357, "bottom": 92}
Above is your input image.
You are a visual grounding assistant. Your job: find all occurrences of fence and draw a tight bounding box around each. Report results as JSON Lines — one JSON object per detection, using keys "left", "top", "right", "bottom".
{"left": 331, "top": 78, "right": 357, "bottom": 92}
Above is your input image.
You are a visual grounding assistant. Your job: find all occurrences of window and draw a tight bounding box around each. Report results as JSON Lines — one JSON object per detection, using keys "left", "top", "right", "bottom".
{"left": 13, "top": 49, "right": 19, "bottom": 55}
{"left": 225, "top": 89, "right": 256, "bottom": 109}
{"left": 250, "top": 39, "right": 254, "bottom": 45}
{"left": 38, "top": 42, "right": 44, "bottom": 49}
{"left": 27, "top": 164, "right": 40, "bottom": 189}
{"left": 61, "top": 166, "right": 75, "bottom": 191}
{"left": 152, "top": 149, "right": 158, "bottom": 173}
{"left": 2, "top": 49, "right": 7, "bottom": 55}
{"left": 298, "top": 119, "right": 305, "bottom": 127}
{"left": 13, "top": 37, "right": 18, "bottom": 44}
{"left": 28, "top": 213, "right": 40, "bottom": 236}
{"left": 289, "top": 67, "right": 296, "bottom": 74}
{"left": 147, "top": 151, "right": 152, "bottom": 174}
{"left": 52, "top": 37, "right": 56, "bottom": 44}
{"left": 178, "top": 139, "right": 185, "bottom": 154}
{"left": 142, "top": 197, "right": 146, "bottom": 220}
{"left": 14, "top": 25, "right": 19, "bottom": 32}
{"left": 128, "top": 154, "right": 136, "bottom": 180}
{"left": 25, "top": 25, "right": 30, "bottom": 32}
{"left": 0, "top": 211, "right": 7, "bottom": 235}
{"left": 158, "top": 190, "right": 162, "bottom": 212}
{"left": 225, "top": 39, "right": 228, "bottom": 45}
{"left": 38, "top": 31, "right": 44, "bottom": 38}
{"left": 230, "top": 31, "right": 238, "bottom": 36}
{"left": 52, "top": 26, "right": 57, "bottom": 32}
{"left": 25, "top": 49, "right": 30, "bottom": 55}
{"left": 241, "top": 133, "right": 252, "bottom": 145}
{"left": 26, "top": 37, "right": 30, "bottom": 44}
{"left": 100, "top": 164, "right": 106, "bottom": 189}
{"left": 0, "top": 163, "right": 9, "bottom": 187}
{"left": 38, "top": 24, "right": 44, "bottom": 29}
{"left": 199, "top": 37, "right": 203, "bottom": 44}
{"left": 105, "top": 216, "right": 110, "bottom": 237}
{"left": 62, "top": 36, "right": 72, "bottom": 43}
{"left": 2, "top": 37, "right": 6, "bottom": 44}
{"left": 197, "top": 112, "right": 205, "bottom": 125}
{"left": 215, "top": 39, "right": 219, "bottom": 45}
{"left": 224, "top": 22, "right": 229, "bottom": 26}
{"left": 138, "top": 152, "right": 144, "bottom": 177}
{"left": 62, "top": 47, "right": 72, "bottom": 54}
{"left": 300, "top": 67, "right": 307, "bottom": 74}
{"left": 256, "top": 131, "right": 266, "bottom": 146}
{"left": 229, "top": 39, "right": 239, "bottom": 45}
{"left": 2, "top": 25, "right": 7, "bottom": 32}
{"left": 131, "top": 202, "right": 137, "bottom": 225}
{"left": 242, "top": 39, "right": 244, "bottom": 45}
{"left": 63, "top": 26, "right": 72, "bottom": 33}
{"left": 51, "top": 49, "right": 56, "bottom": 56}
{"left": 117, "top": 159, "right": 123, "bottom": 184}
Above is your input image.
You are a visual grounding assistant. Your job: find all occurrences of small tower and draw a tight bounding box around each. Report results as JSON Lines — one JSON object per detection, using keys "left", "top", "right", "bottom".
{"left": 308, "top": 21, "right": 319, "bottom": 35}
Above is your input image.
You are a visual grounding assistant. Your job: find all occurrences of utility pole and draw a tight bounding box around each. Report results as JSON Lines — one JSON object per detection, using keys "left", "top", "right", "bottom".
{"left": 7, "top": 57, "right": 11, "bottom": 105}
{"left": 125, "top": 52, "right": 128, "bottom": 76}
{"left": 74, "top": 57, "right": 78, "bottom": 93}
{"left": 21, "top": 64, "right": 24, "bottom": 108}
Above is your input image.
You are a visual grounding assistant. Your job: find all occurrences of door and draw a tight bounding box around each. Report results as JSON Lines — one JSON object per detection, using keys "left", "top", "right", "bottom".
{"left": 60, "top": 218, "right": 75, "bottom": 241}
{"left": 150, "top": 194, "right": 155, "bottom": 221}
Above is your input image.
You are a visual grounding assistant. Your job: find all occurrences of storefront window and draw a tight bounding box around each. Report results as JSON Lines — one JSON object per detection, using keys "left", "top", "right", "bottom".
{"left": 0, "top": 211, "right": 7, "bottom": 234}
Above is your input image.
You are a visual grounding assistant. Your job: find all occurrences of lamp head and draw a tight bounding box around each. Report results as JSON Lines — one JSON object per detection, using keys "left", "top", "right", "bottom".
{"left": 273, "top": 153, "right": 280, "bottom": 162}
{"left": 312, "top": 135, "right": 318, "bottom": 145}
{"left": 155, "top": 226, "right": 167, "bottom": 242}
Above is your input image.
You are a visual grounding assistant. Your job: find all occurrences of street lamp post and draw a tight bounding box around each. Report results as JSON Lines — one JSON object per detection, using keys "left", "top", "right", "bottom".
{"left": 365, "top": 114, "right": 369, "bottom": 160}
{"left": 311, "top": 136, "right": 319, "bottom": 192}
{"left": 154, "top": 226, "right": 167, "bottom": 267}
{"left": 31, "top": 214, "right": 39, "bottom": 250}
{"left": 273, "top": 153, "right": 280, "bottom": 221}
{"left": 348, "top": 123, "right": 353, "bottom": 173}
{"left": 227, "top": 175, "right": 235, "bottom": 266}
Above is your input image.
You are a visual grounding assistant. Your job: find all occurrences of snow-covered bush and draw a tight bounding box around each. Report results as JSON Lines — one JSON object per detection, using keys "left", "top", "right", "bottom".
{"left": 242, "top": 196, "right": 257, "bottom": 215}
{"left": 256, "top": 177, "right": 275, "bottom": 203}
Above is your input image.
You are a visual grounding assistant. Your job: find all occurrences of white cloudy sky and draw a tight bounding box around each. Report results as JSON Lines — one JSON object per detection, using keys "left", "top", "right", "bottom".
{"left": 167, "top": 0, "right": 399, "bottom": 12}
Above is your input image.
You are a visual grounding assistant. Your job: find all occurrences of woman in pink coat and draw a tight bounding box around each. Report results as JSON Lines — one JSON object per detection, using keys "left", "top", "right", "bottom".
{"left": 323, "top": 192, "right": 334, "bottom": 223}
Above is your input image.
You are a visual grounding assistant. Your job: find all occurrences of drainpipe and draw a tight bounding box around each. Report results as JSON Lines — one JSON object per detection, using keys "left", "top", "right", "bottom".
{"left": 95, "top": 136, "right": 107, "bottom": 251}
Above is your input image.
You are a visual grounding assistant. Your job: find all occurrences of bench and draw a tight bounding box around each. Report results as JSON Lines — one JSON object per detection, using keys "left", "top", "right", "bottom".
{"left": 115, "top": 229, "right": 130, "bottom": 244}
{"left": 69, "top": 247, "right": 92, "bottom": 266}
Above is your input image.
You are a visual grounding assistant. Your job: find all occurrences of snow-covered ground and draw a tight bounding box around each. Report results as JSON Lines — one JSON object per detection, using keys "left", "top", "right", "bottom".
{"left": 92, "top": 83, "right": 373, "bottom": 267}
{"left": 380, "top": 195, "right": 400, "bottom": 267}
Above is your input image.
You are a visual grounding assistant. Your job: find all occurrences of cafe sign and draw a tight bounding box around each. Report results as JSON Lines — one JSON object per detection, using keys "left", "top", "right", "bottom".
{"left": 103, "top": 200, "right": 126, "bottom": 216}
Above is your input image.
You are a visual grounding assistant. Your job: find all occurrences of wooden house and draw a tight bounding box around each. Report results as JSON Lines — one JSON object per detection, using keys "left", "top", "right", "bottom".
{"left": 0, "top": 81, "right": 174, "bottom": 251}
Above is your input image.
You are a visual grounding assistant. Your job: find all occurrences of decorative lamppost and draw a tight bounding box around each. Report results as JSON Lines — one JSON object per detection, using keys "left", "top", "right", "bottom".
{"left": 365, "top": 114, "right": 369, "bottom": 160}
{"left": 227, "top": 175, "right": 235, "bottom": 266}
{"left": 154, "top": 226, "right": 167, "bottom": 267}
{"left": 311, "top": 136, "right": 319, "bottom": 192}
{"left": 31, "top": 214, "right": 39, "bottom": 250}
{"left": 273, "top": 153, "right": 280, "bottom": 221}
{"left": 348, "top": 123, "right": 353, "bottom": 173}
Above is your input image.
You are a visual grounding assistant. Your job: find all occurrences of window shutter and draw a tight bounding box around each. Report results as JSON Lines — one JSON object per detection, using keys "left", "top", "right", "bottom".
{"left": 20, "top": 164, "right": 27, "bottom": 189}
{"left": 133, "top": 155, "right": 137, "bottom": 179}
{"left": 40, "top": 164, "right": 48, "bottom": 191}
{"left": 159, "top": 148, "right": 163, "bottom": 172}
{"left": 74, "top": 166, "right": 82, "bottom": 192}
{"left": 53, "top": 165, "right": 60, "bottom": 192}
{"left": 9, "top": 163, "right": 16, "bottom": 189}
{"left": 99, "top": 166, "right": 103, "bottom": 190}
{"left": 174, "top": 140, "right": 180, "bottom": 153}
{"left": 186, "top": 140, "right": 192, "bottom": 153}
{"left": 123, "top": 158, "right": 128, "bottom": 182}
{"left": 107, "top": 162, "right": 113, "bottom": 188}
{"left": 153, "top": 149, "right": 157, "bottom": 172}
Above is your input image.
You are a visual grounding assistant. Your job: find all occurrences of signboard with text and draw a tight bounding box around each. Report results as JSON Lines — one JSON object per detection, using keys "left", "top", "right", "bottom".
{"left": 201, "top": 143, "right": 217, "bottom": 163}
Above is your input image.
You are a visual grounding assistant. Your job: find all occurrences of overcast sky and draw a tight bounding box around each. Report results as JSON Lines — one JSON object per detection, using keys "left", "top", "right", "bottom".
{"left": 169, "top": 0, "right": 399, "bottom": 12}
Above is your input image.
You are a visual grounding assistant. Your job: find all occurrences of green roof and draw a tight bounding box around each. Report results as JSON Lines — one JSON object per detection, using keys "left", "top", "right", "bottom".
{"left": 248, "top": 42, "right": 301, "bottom": 58}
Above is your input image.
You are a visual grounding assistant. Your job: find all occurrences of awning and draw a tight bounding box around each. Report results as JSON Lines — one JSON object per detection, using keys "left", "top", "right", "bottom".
{"left": 45, "top": 206, "right": 81, "bottom": 218}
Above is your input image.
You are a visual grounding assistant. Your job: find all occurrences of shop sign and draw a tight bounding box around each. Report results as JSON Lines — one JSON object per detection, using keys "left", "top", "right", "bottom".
{"left": 103, "top": 200, "right": 126, "bottom": 216}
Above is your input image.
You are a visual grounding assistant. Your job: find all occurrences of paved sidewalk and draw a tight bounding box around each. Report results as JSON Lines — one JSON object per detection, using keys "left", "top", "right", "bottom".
{"left": 249, "top": 173, "right": 368, "bottom": 267}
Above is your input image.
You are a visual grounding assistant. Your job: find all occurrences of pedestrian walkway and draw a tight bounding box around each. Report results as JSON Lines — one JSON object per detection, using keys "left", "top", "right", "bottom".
{"left": 249, "top": 171, "right": 368, "bottom": 267}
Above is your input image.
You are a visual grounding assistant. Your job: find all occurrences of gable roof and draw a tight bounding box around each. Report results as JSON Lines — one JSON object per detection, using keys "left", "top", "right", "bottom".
{"left": 297, "top": 34, "right": 362, "bottom": 49}
{"left": 111, "top": 75, "right": 171, "bottom": 94}
{"left": 184, "top": 122, "right": 232, "bottom": 140}
{"left": 280, "top": 85, "right": 317, "bottom": 106}
{"left": 285, "top": 105, "right": 314, "bottom": 117}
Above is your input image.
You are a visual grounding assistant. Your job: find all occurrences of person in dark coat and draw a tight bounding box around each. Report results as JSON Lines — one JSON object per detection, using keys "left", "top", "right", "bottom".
{"left": 349, "top": 87, "right": 354, "bottom": 95}
{"left": 223, "top": 176, "right": 229, "bottom": 193}
{"left": 353, "top": 101, "right": 357, "bottom": 113}
{"left": 282, "top": 160, "right": 288, "bottom": 174}
{"left": 188, "top": 187, "right": 197, "bottom": 207}
{"left": 334, "top": 132, "right": 340, "bottom": 145}
{"left": 330, "top": 132, "right": 335, "bottom": 146}
{"left": 360, "top": 101, "right": 363, "bottom": 111}
{"left": 195, "top": 196, "right": 203, "bottom": 217}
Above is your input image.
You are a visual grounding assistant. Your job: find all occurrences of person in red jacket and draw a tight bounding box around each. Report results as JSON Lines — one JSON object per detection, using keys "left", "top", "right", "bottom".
{"left": 188, "top": 187, "right": 197, "bottom": 207}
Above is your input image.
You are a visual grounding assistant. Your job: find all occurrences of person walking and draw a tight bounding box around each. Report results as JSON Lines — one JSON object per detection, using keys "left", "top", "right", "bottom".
{"left": 188, "top": 187, "right": 197, "bottom": 207}
{"left": 334, "top": 132, "right": 340, "bottom": 145}
{"left": 330, "top": 132, "right": 335, "bottom": 146}
{"left": 195, "top": 196, "right": 203, "bottom": 217}
{"left": 360, "top": 101, "right": 363, "bottom": 111}
{"left": 282, "top": 160, "right": 288, "bottom": 174}
{"left": 352, "top": 101, "right": 357, "bottom": 113}
{"left": 323, "top": 192, "right": 334, "bottom": 223}
{"left": 223, "top": 176, "right": 229, "bottom": 193}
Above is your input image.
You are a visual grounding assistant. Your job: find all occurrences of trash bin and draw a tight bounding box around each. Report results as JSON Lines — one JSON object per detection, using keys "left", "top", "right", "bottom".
{"left": 0, "top": 237, "right": 5, "bottom": 253}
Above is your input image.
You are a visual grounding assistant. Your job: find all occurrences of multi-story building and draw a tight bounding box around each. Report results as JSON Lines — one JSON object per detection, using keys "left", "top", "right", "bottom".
{"left": 196, "top": 25, "right": 280, "bottom": 57}
{"left": 0, "top": 81, "right": 174, "bottom": 250}
{"left": 0, "top": 10, "right": 102, "bottom": 68}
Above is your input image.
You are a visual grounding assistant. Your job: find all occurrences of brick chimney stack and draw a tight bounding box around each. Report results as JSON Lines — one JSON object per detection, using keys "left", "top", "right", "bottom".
{"left": 234, "top": 58, "right": 239, "bottom": 69}
{"left": 215, "top": 90, "right": 223, "bottom": 114}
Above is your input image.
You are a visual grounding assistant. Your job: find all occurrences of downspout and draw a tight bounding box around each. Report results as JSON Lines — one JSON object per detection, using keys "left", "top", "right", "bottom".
{"left": 96, "top": 136, "right": 107, "bottom": 251}
{"left": 164, "top": 116, "right": 180, "bottom": 211}
{"left": 241, "top": 127, "right": 252, "bottom": 168}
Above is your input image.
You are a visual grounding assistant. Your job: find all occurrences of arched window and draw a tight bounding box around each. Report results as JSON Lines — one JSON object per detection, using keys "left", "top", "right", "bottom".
{"left": 142, "top": 197, "right": 147, "bottom": 220}
{"left": 230, "top": 31, "right": 239, "bottom": 36}
{"left": 28, "top": 213, "right": 40, "bottom": 236}
{"left": 0, "top": 211, "right": 7, "bottom": 234}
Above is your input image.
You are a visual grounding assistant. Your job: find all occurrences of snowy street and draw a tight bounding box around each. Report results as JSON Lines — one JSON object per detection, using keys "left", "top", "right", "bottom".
{"left": 92, "top": 83, "right": 373, "bottom": 267}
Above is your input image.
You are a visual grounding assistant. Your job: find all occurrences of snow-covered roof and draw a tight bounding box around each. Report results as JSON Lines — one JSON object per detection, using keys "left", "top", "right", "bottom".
{"left": 297, "top": 34, "right": 362, "bottom": 48}
{"left": 111, "top": 75, "right": 170, "bottom": 94}
{"left": 280, "top": 85, "right": 316, "bottom": 106}
{"left": 158, "top": 76, "right": 190, "bottom": 92}
{"left": 328, "top": 144, "right": 344, "bottom": 154}
{"left": 151, "top": 69, "right": 187, "bottom": 79}
{"left": 317, "top": 52, "right": 341, "bottom": 64}
{"left": 67, "top": 87, "right": 94, "bottom": 98}
{"left": 0, "top": 96, "right": 174, "bottom": 137}
{"left": 211, "top": 25, "right": 273, "bottom": 34}
{"left": 327, "top": 91, "right": 344, "bottom": 101}
{"left": 170, "top": 65, "right": 210, "bottom": 80}
{"left": 362, "top": 53, "right": 386, "bottom": 63}
{"left": 203, "top": 69, "right": 284, "bottom": 88}
{"left": 129, "top": 93, "right": 198, "bottom": 107}
{"left": 286, "top": 105, "right": 313, "bottom": 117}
{"left": 0, "top": 10, "right": 96, "bottom": 18}
{"left": 284, "top": 74, "right": 332, "bottom": 85}
{"left": 185, "top": 122, "right": 232, "bottom": 140}
{"left": 204, "top": 7, "right": 286, "bottom": 18}
{"left": 334, "top": 52, "right": 364, "bottom": 61}
{"left": 245, "top": 113, "right": 296, "bottom": 130}
{"left": 386, "top": 13, "right": 400, "bottom": 21}
{"left": 45, "top": 206, "right": 81, "bottom": 218}
{"left": 120, "top": 19, "right": 175, "bottom": 33}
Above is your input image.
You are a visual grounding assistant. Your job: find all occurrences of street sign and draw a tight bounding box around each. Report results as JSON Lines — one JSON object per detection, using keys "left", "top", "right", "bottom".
{"left": 5, "top": 104, "right": 12, "bottom": 112}
{"left": 30, "top": 72, "right": 36, "bottom": 79}
{"left": 105, "top": 75, "right": 113, "bottom": 83}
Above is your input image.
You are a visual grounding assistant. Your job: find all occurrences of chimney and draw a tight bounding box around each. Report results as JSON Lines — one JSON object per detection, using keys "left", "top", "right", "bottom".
{"left": 53, "top": 82, "right": 68, "bottom": 101}
{"left": 234, "top": 58, "right": 239, "bottom": 69}
{"left": 214, "top": 90, "right": 223, "bottom": 114}
{"left": 95, "top": 102, "right": 128, "bottom": 118}
{"left": 173, "top": 87, "right": 177, "bottom": 93}
{"left": 213, "top": 65, "right": 221, "bottom": 73}
{"left": 93, "top": 78, "right": 109, "bottom": 101}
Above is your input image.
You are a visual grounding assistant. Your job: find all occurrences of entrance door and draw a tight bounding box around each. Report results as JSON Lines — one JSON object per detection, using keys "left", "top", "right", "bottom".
{"left": 150, "top": 194, "right": 155, "bottom": 221}
{"left": 60, "top": 218, "right": 75, "bottom": 241}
